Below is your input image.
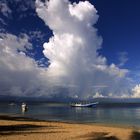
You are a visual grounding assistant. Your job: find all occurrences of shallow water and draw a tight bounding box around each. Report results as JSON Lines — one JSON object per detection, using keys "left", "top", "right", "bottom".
{"left": 0, "top": 102, "right": 140, "bottom": 127}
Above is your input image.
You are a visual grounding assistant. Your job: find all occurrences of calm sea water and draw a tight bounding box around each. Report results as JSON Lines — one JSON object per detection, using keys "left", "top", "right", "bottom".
{"left": 0, "top": 102, "right": 140, "bottom": 127}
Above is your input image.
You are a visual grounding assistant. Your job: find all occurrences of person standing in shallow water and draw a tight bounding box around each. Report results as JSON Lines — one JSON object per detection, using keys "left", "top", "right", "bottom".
{"left": 21, "top": 102, "right": 28, "bottom": 113}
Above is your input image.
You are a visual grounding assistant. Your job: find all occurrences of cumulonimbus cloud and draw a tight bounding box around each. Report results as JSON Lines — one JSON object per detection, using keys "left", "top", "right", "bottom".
{"left": 0, "top": 0, "right": 135, "bottom": 99}
{"left": 35, "top": 0, "right": 131, "bottom": 98}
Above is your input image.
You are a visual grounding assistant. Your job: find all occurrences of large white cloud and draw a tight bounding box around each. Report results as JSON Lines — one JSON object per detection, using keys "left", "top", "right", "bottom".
{"left": 0, "top": 33, "right": 49, "bottom": 97}
{"left": 35, "top": 0, "right": 131, "bottom": 98}
{"left": 0, "top": 0, "right": 135, "bottom": 99}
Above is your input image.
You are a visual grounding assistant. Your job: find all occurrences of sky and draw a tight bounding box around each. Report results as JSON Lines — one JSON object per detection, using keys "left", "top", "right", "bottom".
{"left": 0, "top": 0, "right": 140, "bottom": 99}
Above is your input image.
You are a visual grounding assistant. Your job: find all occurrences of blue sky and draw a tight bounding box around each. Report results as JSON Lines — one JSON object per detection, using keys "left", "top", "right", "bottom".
{"left": 94, "top": 0, "right": 140, "bottom": 70}
{"left": 0, "top": 0, "right": 140, "bottom": 98}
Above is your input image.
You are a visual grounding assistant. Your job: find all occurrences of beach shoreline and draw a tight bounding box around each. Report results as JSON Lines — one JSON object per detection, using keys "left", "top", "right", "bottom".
{"left": 0, "top": 113, "right": 139, "bottom": 129}
{"left": 0, "top": 115, "right": 140, "bottom": 140}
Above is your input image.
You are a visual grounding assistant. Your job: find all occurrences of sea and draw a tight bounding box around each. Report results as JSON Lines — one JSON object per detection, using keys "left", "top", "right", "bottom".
{"left": 0, "top": 102, "right": 140, "bottom": 127}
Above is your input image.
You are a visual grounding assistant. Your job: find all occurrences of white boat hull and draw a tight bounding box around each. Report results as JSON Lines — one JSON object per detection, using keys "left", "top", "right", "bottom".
{"left": 71, "top": 102, "right": 98, "bottom": 107}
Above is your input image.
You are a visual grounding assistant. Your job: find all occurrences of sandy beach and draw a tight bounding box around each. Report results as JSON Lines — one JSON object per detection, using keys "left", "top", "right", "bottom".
{"left": 0, "top": 115, "right": 140, "bottom": 140}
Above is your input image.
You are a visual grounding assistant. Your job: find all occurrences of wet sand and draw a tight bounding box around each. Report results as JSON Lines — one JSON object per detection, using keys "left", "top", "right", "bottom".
{"left": 0, "top": 115, "right": 140, "bottom": 140}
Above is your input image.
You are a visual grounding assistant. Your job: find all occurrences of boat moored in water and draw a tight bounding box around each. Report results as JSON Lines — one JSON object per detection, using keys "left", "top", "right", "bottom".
{"left": 71, "top": 102, "right": 99, "bottom": 107}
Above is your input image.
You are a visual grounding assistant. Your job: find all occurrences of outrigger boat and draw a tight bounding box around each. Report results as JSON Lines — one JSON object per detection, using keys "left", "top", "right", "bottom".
{"left": 71, "top": 102, "right": 99, "bottom": 107}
